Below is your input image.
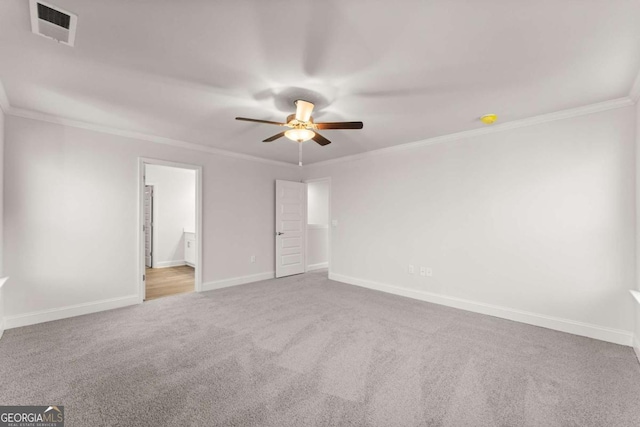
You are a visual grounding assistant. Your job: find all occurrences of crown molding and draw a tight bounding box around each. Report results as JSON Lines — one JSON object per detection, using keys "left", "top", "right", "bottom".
{"left": 6, "top": 106, "right": 300, "bottom": 169}
{"left": 630, "top": 69, "right": 640, "bottom": 104}
{"left": 0, "top": 80, "right": 9, "bottom": 114}
{"left": 1, "top": 68, "right": 634, "bottom": 171}
{"left": 0, "top": 75, "right": 298, "bottom": 168}
{"left": 631, "top": 290, "right": 640, "bottom": 306}
{"left": 305, "top": 97, "right": 634, "bottom": 169}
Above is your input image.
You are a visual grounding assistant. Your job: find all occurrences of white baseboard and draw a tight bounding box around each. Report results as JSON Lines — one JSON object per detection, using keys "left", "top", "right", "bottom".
{"left": 329, "top": 273, "right": 633, "bottom": 346}
{"left": 4, "top": 295, "right": 140, "bottom": 330}
{"left": 153, "top": 260, "right": 186, "bottom": 268}
{"left": 202, "top": 271, "right": 275, "bottom": 292}
{"left": 633, "top": 335, "right": 640, "bottom": 364}
{"left": 307, "top": 263, "right": 328, "bottom": 271}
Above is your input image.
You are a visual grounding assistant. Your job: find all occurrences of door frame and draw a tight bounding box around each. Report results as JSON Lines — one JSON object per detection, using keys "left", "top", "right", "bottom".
{"left": 303, "top": 177, "right": 331, "bottom": 274}
{"left": 143, "top": 184, "right": 155, "bottom": 268}
{"left": 138, "top": 157, "right": 203, "bottom": 302}
{"left": 143, "top": 182, "right": 159, "bottom": 269}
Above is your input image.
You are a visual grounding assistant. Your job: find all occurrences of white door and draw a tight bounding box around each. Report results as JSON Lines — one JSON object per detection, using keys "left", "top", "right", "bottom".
{"left": 275, "top": 180, "right": 306, "bottom": 278}
{"left": 144, "top": 185, "right": 153, "bottom": 268}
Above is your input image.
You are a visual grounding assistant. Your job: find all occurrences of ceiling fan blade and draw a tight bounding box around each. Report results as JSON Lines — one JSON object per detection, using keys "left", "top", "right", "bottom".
{"left": 315, "top": 121, "right": 364, "bottom": 130}
{"left": 236, "top": 117, "right": 285, "bottom": 126}
{"left": 295, "top": 100, "right": 314, "bottom": 122}
{"left": 263, "top": 132, "right": 286, "bottom": 143}
{"left": 312, "top": 132, "right": 332, "bottom": 146}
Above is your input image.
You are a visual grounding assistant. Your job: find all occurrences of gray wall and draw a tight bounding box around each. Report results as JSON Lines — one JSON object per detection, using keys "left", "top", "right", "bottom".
{"left": 3, "top": 115, "right": 300, "bottom": 325}
{"left": 305, "top": 106, "right": 637, "bottom": 344}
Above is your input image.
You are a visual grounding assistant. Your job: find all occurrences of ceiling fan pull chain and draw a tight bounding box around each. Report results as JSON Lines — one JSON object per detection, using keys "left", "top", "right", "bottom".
{"left": 298, "top": 142, "right": 303, "bottom": 167}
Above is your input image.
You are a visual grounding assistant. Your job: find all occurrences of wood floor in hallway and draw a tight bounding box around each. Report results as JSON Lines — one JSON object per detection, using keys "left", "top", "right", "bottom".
{"left": 145, "top": 265, "right": 194, "bottom": 300}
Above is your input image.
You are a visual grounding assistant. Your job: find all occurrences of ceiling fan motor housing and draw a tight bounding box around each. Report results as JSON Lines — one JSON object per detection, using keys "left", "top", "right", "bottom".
{"left": 286, "top": 114, "right": 314, "bottom": 127}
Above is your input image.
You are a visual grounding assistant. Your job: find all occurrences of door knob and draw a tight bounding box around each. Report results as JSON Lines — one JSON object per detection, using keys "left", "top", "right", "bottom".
{"left": 276, "top": 232, "right": 284, "bottom": 235}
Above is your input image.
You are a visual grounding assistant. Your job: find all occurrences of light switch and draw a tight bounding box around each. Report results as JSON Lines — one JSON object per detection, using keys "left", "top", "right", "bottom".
{"left": 332, "top": 219, "right": 338, "bottom": 227}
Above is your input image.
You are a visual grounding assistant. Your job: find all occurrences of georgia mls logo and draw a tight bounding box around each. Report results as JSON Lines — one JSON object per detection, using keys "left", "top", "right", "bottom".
{"left": 0, "top": 405, "right": 64, "bottom": 426}
{"left": 44, "top": 406, "right": 63, "bottom": 418}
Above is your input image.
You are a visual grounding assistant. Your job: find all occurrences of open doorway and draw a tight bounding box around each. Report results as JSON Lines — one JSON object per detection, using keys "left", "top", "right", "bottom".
{"left": 305, "top": 178, "right": 330, "bottom": 275}
{"left": 139, "top": 158, "right": 202, "bottom": 302}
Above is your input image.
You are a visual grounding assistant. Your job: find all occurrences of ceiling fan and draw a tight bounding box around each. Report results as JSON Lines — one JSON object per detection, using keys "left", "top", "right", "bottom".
{"left": 235, "top": 100, "right": 363, "bottom": 146}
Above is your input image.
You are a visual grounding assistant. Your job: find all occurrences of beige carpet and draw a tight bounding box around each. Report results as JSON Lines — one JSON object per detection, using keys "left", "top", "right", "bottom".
{"left": 1, "top": 270, "right": 640, "bottom": 426}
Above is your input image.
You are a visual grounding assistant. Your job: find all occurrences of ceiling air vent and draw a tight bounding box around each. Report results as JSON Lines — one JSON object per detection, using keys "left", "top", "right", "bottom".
{"left": 29, "top": 0, "right": 77, "bottom": 47}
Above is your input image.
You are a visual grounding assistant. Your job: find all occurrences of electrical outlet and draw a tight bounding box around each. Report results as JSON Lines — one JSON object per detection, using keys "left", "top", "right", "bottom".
{"left": 250, "top": 255, "right": 256, "bottom": 263}
{"left": 420, "top": 267, "right": 426, "bottom": 276}
{"left": 426, "top": 268, "right": 433, "bottom": 277}
{"left": 408, "top": 265, "right": 414, "bottom": 274}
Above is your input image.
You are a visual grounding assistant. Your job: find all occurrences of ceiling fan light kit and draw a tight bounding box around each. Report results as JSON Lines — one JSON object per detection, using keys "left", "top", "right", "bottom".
{"left": 285, "top": 128, "right": 315, "bottom": 143}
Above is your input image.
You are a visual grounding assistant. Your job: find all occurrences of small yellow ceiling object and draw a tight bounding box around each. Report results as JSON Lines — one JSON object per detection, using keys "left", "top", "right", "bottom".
{"left": 480, "top": 113, "right": 498, "bottom": 125}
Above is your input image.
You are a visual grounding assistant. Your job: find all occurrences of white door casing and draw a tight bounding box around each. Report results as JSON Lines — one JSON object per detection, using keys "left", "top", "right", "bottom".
{"left": 144, "top": 185, "right": 153, "bottom": 268}
{"left": 139, "top": 157, "right": 203, "bottom": 304}
{"left": 275, "top": 180, "right": 307, "bottom": 278}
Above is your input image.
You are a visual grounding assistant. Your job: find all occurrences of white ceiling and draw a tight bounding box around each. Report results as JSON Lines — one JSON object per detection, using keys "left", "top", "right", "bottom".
{"left": 1, "top": 0, "right": 639, "bottom": 165}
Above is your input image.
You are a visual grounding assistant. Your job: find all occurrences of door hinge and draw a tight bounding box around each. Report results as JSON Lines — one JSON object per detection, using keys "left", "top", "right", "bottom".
{"left": 143, "top": 274, "right": 146, "bottom": 281}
